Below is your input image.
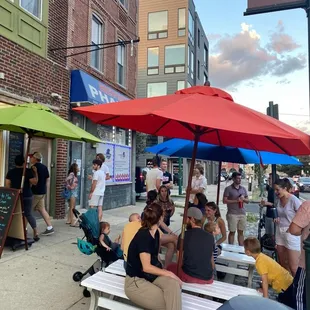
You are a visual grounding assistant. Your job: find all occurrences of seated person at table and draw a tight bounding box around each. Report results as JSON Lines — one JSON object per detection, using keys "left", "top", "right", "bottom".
{"left": 204, "top": 221, "right": 221, "bottom": 263}
{"left": 189, "top": 193, "right": 208, "bottom": 216}
{"left": 121, "top": 213, "right": 142, "bottom": 268}
{"left": 97, "top": 222, "right": 123, "bottom": 264}
{"left": 124, "top": 203, "right": 182, "bottom": 310}
{"left": 244, "top": 237, "right": 293, "bottom": 298}
{"left": 142, "top": 190, "right": 178, "bottom": 267}
{"left": 167, "top": 207, "right": 214, "bottom": 284}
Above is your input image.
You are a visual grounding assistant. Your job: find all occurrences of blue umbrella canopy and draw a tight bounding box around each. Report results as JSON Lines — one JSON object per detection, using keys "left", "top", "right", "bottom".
{"left": 145, "top": 139, "right": 302, "bottom": 165}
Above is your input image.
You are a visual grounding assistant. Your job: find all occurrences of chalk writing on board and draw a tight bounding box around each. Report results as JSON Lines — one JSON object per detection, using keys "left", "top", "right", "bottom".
{"left": 8, "top": 132, "right": 24, "bottom": 171}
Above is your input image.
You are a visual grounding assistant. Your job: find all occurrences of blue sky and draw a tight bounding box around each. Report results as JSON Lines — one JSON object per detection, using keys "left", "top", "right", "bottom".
{"left": 194, "top": 0, "right": 309, "bottom": 127}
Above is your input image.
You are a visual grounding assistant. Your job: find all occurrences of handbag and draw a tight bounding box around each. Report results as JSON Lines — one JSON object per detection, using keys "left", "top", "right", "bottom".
{"left": 142, "top": 256, "right": 163, "bottom": 282}
{"left": 61, "top": 187, "right": 70, "bottom": 200}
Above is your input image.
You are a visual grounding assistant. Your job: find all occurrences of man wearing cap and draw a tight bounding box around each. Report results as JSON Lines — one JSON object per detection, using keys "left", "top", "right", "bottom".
{"left": 30, "top": 152, "right": 54, "bottom": 236}
{"left": 167, "top": 207, "right": 214, "bottom": 284}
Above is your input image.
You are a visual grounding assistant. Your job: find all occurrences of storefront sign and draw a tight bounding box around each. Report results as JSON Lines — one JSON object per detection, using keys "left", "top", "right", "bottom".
{"left": 245, "top": 0, "right": 306, "bottom": 14}
{"left": 96, "top": 142, "right": 131, "bottom": 183}
{"left": 70, "top": 70, "right": 129, "bottom": 105}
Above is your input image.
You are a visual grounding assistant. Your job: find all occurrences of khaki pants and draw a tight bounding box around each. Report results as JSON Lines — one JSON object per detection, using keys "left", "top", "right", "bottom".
{"left": 124, "top": 276, "right": 182, "bottom": 310}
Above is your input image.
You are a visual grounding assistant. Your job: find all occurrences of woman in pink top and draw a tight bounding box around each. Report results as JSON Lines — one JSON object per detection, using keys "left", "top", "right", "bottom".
{"left": 66, "top": 163, "right": 79, "bottom": 226}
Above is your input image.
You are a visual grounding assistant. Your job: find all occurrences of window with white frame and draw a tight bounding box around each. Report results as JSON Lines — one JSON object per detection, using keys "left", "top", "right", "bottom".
{"left": 20, "top": 0, "right": 42, "bottom": 19}
{"left": 197, "top": 60, "right": 200, "bottom": 79}
{"left": 177, "top": 81, "right": 185, "bottom": 91}
{"left": 119, "top": 0, "right": 127, "bottom": 8}
{"left": 164, "top": 44, "right": 185, "bottom": 74}
{"left": 147, "top": 82, "right": 167, "bottom": 98}
{"left": 91, "top": 15, "right": 103, "bottom": 71}
{"left": 187, "top": 45, "right": 190, "bottom": 74}
{"left": 147, "top": 47, "right": 159, "bottom": 75}
{"left": 188, "top": 10, "right": 194, "bottom": 45}
{"left": 148, "top": 11, "right": 168, "bottom": 40}
{"left": 204, "top": 72, "right": 208, "bottom": 84}
{"left": 178, "top": 8, "right": 186, "bottom": 37}
{"left": 117, "top": 39, "right": 125, "bottom": 86}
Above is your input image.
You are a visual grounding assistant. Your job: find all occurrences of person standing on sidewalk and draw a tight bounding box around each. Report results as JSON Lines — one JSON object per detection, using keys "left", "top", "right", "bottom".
{"left": 96, "top": 153, "right": 110, "bottom": 180}
{"left": 146, "top": 157, "right": 163, "bottom": 192}
{"left": 30, "top": 152, "right": 54, "bottom": 236}
{"left": 278, "top": 200, "right": 309, "bottom": 310}
{"left": 160, "top": 159, "right": 173, "bottom": 193}
{"left": 223, "top": 171, "right": 249, "bottom": 245}
{"left": 89, "top": 159, "right": 106, "bottom": 221}
{"left": 5, "top": 155, "right": 40, "bottom": 241}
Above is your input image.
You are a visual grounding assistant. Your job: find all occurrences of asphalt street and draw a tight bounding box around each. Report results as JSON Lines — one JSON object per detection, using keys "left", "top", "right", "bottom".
{"left": 299, "top": 191, "right": 310, "bottom": 202}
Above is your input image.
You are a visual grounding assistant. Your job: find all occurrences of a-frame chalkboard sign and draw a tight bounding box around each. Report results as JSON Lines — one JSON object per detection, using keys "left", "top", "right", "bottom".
{"left": 0, "top": 188, "right": 28, "bottom": 258}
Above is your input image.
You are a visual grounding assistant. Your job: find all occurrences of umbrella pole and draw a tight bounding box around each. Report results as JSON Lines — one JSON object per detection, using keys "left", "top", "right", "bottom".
{"left": 216, "top": 162, "right": 222, "bottom": 206}
{"left": 20, "top": 135, "right": 32, "bottom": 251}
{"left": 177, "top": 132, "right": 200, "bottom": 276}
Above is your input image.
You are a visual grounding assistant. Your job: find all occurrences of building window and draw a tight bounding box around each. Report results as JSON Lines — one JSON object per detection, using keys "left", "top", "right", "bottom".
{"left": 147, "top": 82, "right": 167, "bottom": 98}
{"left": 20, "top": 0, "right": 42, "bottom": 19}
{"left": 191, "top": 51, "right": 194, "bottom": 79}
{"left": 187, "top": 81, "right": 192, "bottom": 88}
{"left": 119, "top": 0, "right": 127, "bottom": 8}
{"left": 177, "top": 81, "right": 185, "bottom": 91}
{"left": 204, "top": 72, "right": 208, "bottom": 84}
{"left": 147, "top": 47, "right": 159, "bottom": 75}
{"left": 188, "top": 11, "right": 194, "bottom": 45}
{"left": 204, "top": 44, "right": 208, "bottom": 68}
{"left": 117, "top": 40, "right": 125, "bottom": 86}
{"left": 197, "top": 60, "right": 200, "bottom": 79}
{"left": 164, "top": 44, "right": 185, "bottom": 74}
{"left": 198, "top": 29, "right": 201, "bottom": 48}
{"left": 178, "top": 8, "right": 186, "bottom": 37}
{"left": 148, "top": 11, "right": 168, "bottom": 40}
{"left": 91, "top": 15, "right": 103, "bottom": 71}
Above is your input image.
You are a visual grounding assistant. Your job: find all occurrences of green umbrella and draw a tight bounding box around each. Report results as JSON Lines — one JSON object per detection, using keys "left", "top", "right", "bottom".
{"left": 0, "top": 103, "right": 100, "bottom": 143}
{"left": 0, "top": 103, "right": 101, "bottom": 188}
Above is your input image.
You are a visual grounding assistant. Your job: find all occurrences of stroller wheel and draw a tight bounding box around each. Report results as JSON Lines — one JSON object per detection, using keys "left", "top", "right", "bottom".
{"left": 83, "top": 288, "right": 91, "bottom": 298}
{"left": 73, "top": 271, "right": 83, "bottom": 282}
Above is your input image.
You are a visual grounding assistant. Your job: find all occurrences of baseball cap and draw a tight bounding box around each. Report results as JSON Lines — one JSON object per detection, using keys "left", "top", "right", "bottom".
{"left": 187, "top": 207, "right": 203, "bottom": 220}
{"left": 30, "top": 152, "right": 43, "bottom": 160}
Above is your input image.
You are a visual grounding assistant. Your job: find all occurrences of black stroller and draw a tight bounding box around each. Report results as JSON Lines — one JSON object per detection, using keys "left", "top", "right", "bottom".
{"left": 257, "top": 205, "right": 278, "bottom": 261}
{"left": 71, "top": 208, "right": 119, "bottom": 297}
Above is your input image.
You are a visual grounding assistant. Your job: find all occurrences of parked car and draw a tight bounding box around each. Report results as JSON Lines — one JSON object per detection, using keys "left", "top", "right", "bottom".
{"left": 288, "top": 178, "right": 300, "bottom": 198}
{"left": 135, "top": 167, "right": 148, "bottom": 199}
{"left": 298, "top": 177, "right": 310, "bottom": 192}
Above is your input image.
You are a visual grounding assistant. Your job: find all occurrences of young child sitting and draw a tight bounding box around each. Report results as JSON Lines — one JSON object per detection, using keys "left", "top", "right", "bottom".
{"left": 204, "top": 222, "right": 221, "bottom": 262}
{"left": 244, "top": 237, "right": 293, "bottom": 298}
{"left": 98, "top": 222, "right": 123, "bottom": 263}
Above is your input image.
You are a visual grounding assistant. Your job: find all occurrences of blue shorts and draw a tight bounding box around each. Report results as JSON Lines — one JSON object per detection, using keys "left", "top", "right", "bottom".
{"left": 69, "top": 188, "right": 78, "bottom": 198}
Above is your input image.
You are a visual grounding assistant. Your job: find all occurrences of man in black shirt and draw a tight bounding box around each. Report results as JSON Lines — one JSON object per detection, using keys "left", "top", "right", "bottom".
{"left": 5, "top": 155, "right": 40, "bottom": 241}
{"left": 167, "top": 207, "right": 214, "bottom": 284}
{"left": 160, "top": 159, "right": 173, "bottom": 192}
{"left": 30, "top": 152, "right": 54, "bottom": 236}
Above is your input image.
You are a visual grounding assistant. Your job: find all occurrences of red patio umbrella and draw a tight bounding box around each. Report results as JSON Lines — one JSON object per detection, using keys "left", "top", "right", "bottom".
{"left": 74, "top": 85, "right": 310, "bottom": 275}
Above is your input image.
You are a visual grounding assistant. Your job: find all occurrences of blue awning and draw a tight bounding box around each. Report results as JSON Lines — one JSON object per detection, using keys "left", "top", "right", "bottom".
{"left": 70, "top": 70, "right": 129, "bottom": 105}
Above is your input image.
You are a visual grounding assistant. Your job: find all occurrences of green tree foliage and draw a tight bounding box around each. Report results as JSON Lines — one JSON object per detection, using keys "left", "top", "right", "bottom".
{"left": 276, "top": 165, "right": 302, "bottom": 177}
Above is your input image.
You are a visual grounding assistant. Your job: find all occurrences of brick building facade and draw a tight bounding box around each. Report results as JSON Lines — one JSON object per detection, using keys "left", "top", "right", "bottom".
{"left": 0, "top": 0, "right": 138, "bottom": 218}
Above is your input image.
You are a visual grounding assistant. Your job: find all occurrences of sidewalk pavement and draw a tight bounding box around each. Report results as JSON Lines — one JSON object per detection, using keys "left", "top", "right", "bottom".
{"left": 0, "top": 183, "right": 260, "bottom": 310}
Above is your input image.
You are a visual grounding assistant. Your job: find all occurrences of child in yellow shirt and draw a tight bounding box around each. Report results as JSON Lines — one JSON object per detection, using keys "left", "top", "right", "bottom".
{"left": 244, "top": 237, "right": 293, "bottom": 298}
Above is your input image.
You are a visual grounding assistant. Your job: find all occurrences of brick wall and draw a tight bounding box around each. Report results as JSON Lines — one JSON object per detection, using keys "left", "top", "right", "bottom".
{"left": 66, "top": 0, "right": 138, "bottom": 99}
{"left": 0, "top": 34, "right": 70, "bottom": 219}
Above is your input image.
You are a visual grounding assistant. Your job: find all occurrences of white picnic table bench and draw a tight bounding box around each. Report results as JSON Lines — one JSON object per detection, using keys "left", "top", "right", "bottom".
{"left": 221, "top": 243, "right": 245, "bottom": 254}
{"left": 159, "top": 248, "right": 255, "bottom": 287}
{"left": 81, "top": 271, "right": 223, "bottom": 310}
{"left": 215, "top": 251, "right": 255, "bottom": 287}
{"left": 104, "top": 259, "right": 260, "bottom": 301}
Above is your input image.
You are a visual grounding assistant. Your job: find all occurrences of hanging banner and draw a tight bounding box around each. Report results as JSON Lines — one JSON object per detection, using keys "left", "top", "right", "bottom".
{"left": 96, "top": 143, "right": 115, "bottom": 183}
{"left": 114, "top": 145, "right": 131, "bottom": 182}
{"left": 96, "top": 143, "right": 131, "bottom": 183}
{"left": 245, "top": 0, "right": 306, "bottom": 14}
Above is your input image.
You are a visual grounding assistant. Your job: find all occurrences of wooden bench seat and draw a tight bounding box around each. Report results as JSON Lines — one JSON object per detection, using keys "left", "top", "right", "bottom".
{"left": 81, "top": 271, "right": 222, "bottom": 310}
{"left": 104, "top": 260, "right": 261, "bottom": 300}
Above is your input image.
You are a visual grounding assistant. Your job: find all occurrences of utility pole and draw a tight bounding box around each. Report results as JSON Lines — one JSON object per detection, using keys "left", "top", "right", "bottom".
{"left": 178, "top": 157, "right": 183, "bottom": 195}
{"left": 266, "top": 101, "right": 279, "bottom": 185}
